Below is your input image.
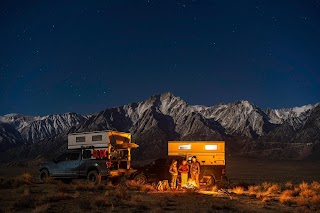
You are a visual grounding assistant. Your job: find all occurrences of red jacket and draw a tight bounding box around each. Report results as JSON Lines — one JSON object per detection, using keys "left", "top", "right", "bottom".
{"left": 178, "top": 164, "right": 189, "bottom": 174}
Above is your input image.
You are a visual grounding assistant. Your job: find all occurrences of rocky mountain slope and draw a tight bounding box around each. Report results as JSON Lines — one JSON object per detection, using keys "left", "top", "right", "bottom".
{"left": 0, "top": 92, "right": 319, "bottom": 161}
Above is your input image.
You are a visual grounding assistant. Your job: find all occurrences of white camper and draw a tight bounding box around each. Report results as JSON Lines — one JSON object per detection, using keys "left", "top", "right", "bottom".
{"left": 68, "top": 130, "right": 132, "bottom": 149}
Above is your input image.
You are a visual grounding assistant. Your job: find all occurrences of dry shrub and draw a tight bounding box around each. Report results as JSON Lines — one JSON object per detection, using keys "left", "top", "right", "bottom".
{"left": 105, "top": 189, "right": 115, "bottom": 197}
{"left": 47, "top": 192, "right": 73, "bottom": 202}
{"left": 211, "top": 185, "right": 218, "bottom": 192}
{"left": 13, "top": 173, "right": 32, "bottom": 186}
{"left": 15, "top": 185, "right": 31, "bottom": 196}
{"left": 32, "top": 204, "right": 50, "bottom": 213}
{"left": 5, "top": 173, "right": 33, "bottom": 188}
{"left": 92, "top": 196, "right": 112, "bottom": 207}
{"left": 115, "top": 186, "right": 128, "bottom": 199}
{"left": 311, "top": 181, "right": 320, "bottom": 192}
{"left": 230, "top": 186, "right": 244, "bottom": 195}
{"left": 300, "top": 189, "right": 316, "bottom": 198}
{"left": 232, "top": 181, "right": 253, "bottom": 190}
{"left": 126, "top": 180, "right": 142, "bottom": 191}
{"left": 299, "top": 182, "right": 309, "bottom": 191}
{"left": 292, "top": 187, "right": 301, "bottom": 196}
{"left": 124, "top": 195, "right": 144, "bottom": 207}
{"left": 248, "top": 185, "right": 261, "bottom": 195}
{"left": 73, "top": 191, "right": 80, "bottom": 198}
{"left": 262, "top": 196, "right": 271, "bottom": 202}
{"left": 141, "top": 184, "right": 155, "bottom": 192}
{"left": 296, "top": 197, "right": 310, "bottom": 207}
{"left": 44, "top": 176, "right": 55, "bottom": 184}
{"left": 79, "top": 199, "right": 94, "bottom": 210}
{"left": 279, "top": 190, "right": 295, "bottom": 206}
{"left": 311, "top": 195, "right": 320, "bottom": 205}
{"left": 57, "top": 182, "right": 75, "bottom": 192}
{"left": 285, "top": 181, "right": 293, "bottom": 190}
{"left": 266, "top": 183, "right": 281, "bottom": 194}
{"left": 131, "top": 194, "right": 143, "bottom": 202}
{"left": 150, "top": 207, "right": 163, "bottom": 213}
{"left": 262, "top": 182, "right": 272, "bottom": 191}
{"left": 75, "top": 182, "right": 96, "bottom": 191}
{"left": 126, "top": 180, "right": 155, "bottom": 192}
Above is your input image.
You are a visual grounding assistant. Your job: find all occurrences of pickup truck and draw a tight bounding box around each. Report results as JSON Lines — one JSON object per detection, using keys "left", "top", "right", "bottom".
{"left": 38, "top": 149, "right": 110, "bottom": 184}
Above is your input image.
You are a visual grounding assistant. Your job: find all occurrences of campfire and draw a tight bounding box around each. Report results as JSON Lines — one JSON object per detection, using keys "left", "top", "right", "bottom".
{"left": 182, "top": 179, "right": 198, "bottom": 189}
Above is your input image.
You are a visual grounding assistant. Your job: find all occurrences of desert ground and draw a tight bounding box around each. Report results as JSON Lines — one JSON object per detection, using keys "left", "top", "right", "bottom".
{"left": 1, "top": 157, "right": 320, "bottom": 213}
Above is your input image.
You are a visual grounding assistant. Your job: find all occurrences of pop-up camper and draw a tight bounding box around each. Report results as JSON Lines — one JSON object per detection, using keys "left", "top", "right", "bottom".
{"left": 168, "top": 141, "right": 226, "bottom": 186}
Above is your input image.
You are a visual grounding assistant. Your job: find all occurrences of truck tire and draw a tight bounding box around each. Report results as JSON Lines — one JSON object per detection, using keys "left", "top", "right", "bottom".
{"left": 133, "top": 174, "right": 147, "bottom": 184}
{"left": 39, "top": 169, "right": 49, "bottom": 183}
{"left": 87, "top": 170, "right": 101, "bottom": 184}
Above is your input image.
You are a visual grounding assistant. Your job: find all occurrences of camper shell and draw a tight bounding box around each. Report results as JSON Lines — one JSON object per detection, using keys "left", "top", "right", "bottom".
{"left": 168, "top": 141, "right": 227, "bottom": 185}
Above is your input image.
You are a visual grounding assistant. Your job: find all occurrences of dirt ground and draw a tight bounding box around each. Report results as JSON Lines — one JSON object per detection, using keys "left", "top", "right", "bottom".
{"left": 0, "top": 157, "right": 319, "bottom": 213}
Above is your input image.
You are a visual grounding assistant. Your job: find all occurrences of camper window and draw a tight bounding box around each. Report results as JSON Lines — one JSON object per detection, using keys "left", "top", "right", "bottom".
{"left": 178, "top": 144, "right": 191, "bottom": 150}
{"left": 204, "top": 144, "right": 218, "bottom": 150}
{"left": 92, "top": 135, "right": 102, "bottom": 141}
{"left": 76, "top": 136, "right": 85, "bottom": 142}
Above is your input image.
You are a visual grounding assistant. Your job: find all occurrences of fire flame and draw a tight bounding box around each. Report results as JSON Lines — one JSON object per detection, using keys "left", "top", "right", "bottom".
{"left": 182, "top": 179, "right": 198, "bottom": 189}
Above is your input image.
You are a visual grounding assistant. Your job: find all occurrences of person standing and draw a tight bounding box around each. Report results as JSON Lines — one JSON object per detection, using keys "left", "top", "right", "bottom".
{"left": 169, "top": 159, "right": 178, "bottom": 190}
{"left": 178, "top": 159, "right": 189, "bottom": 187}
{"left": 190, "top": 156, "right": 200, "bottom": 187}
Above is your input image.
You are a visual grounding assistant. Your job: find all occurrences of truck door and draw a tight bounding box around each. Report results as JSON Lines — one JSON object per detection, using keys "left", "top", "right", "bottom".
{"left": 61, "top": 152, "right": 81, "bottom": 177}
{"left": 50, "top": 153, "right": 71, "bottom": 176}
{"left": 51, "top": 152, "right": 80, "bottom": 177}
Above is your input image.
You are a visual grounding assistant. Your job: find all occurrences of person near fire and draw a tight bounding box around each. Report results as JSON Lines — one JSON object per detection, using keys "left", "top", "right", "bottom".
{"left": 190, "top": 156, "right": 200, "bottom": 187}
{"left": 178, "top": 159, "right": 189, "bottom": 187}
{"left": 169, "top": 159, "right": 178, "bottom": 190}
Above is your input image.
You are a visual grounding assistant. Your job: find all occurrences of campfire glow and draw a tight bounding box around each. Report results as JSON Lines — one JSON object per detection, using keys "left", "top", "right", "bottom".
{"left": 182, "top": 179, "right": 198, "bottom": 189}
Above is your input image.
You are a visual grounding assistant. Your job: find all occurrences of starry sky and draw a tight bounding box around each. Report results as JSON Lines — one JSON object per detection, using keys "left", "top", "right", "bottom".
{"left": 1, "top": 0, "right": 320, "bottom": 116}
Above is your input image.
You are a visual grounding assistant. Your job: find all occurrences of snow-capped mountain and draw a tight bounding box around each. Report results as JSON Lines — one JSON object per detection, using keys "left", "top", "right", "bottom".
{"left": 0, "top": 112, "right": 89, "bottom": 143}
{"left": 0, "top": 92, "right": 319, "bottom": 161}
{"left": 266, "top": 103, "right": 319, "bottom": 130}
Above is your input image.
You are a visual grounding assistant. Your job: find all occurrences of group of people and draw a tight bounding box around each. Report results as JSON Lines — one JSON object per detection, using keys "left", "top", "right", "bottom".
{"left": 169, "top": 156, "right": 200, "bottom": 190}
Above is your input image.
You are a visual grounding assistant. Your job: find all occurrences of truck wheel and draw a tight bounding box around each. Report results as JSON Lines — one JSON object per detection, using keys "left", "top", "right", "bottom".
{"left": 133, "top": 174, "right": 147, "bottom": 184}
{"left": 206, "top": 175, "right": 215, "bottom": 187}
{"left": 87, "top": 170, "right": 101, "bottom": 184}
{"left": 39, "top": 169, "right": 49, "bottom": 183}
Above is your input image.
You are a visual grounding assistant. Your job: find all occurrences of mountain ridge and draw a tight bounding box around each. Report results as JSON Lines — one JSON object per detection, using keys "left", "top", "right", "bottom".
{"left": 0, "top": 92, "right": 319, "bottom": 161}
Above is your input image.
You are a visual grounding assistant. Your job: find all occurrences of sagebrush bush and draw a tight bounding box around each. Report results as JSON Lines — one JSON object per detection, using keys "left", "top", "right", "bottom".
{"left": 311, "top": 181, "right": 320, "bottom": 192}
{"left": 230, "top": 186, "right": 244, "bottom": 195}
{"left": 300, "top": 189, "right": 316, "bottom": 198}
{"left": 46, "top": 192, "right": 73, "bottom": 202}
{"left": 262, "top": 182, "right": 272, "bottom": 191}
{"left": 266, "top": 183, "right": 281, "bottom": 194}
{"left": 115, "top": 186, "right": 128, "bottom": 199}
{"left": 284, "top": 181, "right": 293, "bottom": 190}
{"left": 32, "top": 204, "right": 50, "bottom": 213}
{"left": 299, "top": 182, "right": 309, "bottom": 191}
{"left": 248, "top": 185, "right": 261, "bottom": 195}
{"left": 92, "top": 196, "right": 112, "bottom": 207}
{"left": 279, "top": 190, "right": 295, "bottom": 206}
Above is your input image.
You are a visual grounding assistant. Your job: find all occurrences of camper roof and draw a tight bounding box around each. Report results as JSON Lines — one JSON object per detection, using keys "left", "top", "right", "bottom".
{"left": 68, "top": 130, "right": 130, "bottom": 136}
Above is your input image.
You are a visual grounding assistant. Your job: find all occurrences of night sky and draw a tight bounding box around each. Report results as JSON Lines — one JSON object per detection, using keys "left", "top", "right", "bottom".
{"left": 1, "top": 0, "right": 320, "bottom": 116}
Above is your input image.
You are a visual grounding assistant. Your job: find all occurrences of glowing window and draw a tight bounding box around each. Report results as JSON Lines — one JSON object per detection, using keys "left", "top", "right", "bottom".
{"left": 205, "top": 144, "right": 218, "bottom": 150}
{"left": 178, "top": 144, "right": 191, "bottom": 150}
